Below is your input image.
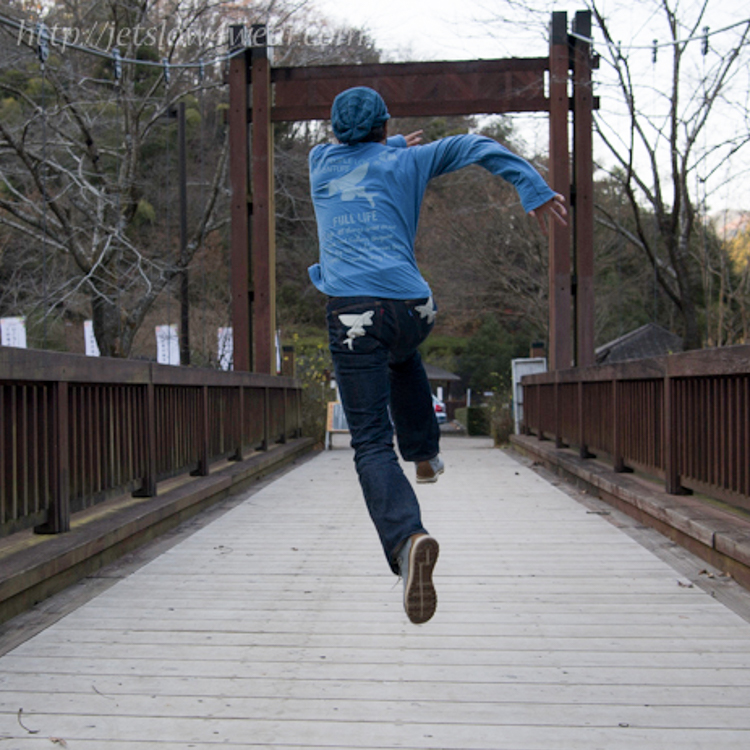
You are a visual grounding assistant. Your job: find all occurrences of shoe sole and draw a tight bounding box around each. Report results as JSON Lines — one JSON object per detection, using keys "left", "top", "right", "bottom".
{"left": 416, "top": 467, "right": 444, "bottom": 484}
{"left": 404, "top": 535, "right": 439, "bottom": 624}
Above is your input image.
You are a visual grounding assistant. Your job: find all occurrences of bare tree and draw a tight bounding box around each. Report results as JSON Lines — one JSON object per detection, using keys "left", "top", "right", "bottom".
{"left": 0, "top": 0, "right": 243, "bottom": 355}
{"left": 590, "top": 0, "right": 750, "bottom": 349}
{"left": 1, "top": 0, "right": 386, "bottom": 355}
{"left": 475, "top": 1, "right": 750, "bottom": 349}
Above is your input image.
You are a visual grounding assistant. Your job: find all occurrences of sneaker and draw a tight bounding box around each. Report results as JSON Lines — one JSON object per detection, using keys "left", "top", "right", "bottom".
{"left": 416, "top": 455, "right": 444, "bottom": 484}
{"left": 397, "top": 533, "right": 439, "bottom": 624}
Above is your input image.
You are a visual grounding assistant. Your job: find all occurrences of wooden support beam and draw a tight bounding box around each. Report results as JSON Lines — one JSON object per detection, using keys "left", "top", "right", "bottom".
{"left": 228, "top": 26, "right": 252, "bottom": 372}
{"left": 573, "top": 10, "right": 595, "bottom": 367}
{"left": 226, "top": 16, "right": 595, "bottom": 376}
{"left": 548, "top": 11, "right": 573, "bottom": 371}
{"left": 271, "top": 59, "right": 548, "bottom": 121}
{"left": 250, "top": 27, "right": 276, "bottom": 375}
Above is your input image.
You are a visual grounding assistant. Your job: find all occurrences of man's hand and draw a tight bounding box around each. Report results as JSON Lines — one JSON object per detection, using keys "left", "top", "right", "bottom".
{"left": 404, "top": 130, "right": 424, "bottom": 147}
{"left": 529, "top": 194, "right": 568, "bottom": 236}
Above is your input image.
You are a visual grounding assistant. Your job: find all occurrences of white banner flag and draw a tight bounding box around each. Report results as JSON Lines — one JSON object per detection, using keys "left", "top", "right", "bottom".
{"left": 83, "top": 320, "right": 101, "bottom": 357}
{"left": 0, "top": 316, "right": 27, "bottom": 349}
{"left": 217, "top": 327, "right": 233, "bottom": 371}
{"left": 155, "top": 324, "right": 180, "bottom": 366}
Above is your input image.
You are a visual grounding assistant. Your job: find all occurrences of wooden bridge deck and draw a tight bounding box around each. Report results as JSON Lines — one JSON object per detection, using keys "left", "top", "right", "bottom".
{"left": 2, "top": 437, "right": 750, "bottom": 749}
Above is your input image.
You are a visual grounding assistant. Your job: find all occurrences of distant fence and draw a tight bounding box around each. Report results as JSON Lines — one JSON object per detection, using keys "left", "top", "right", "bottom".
{"left": 0, "top": 348, "right": 302, "bottom": 537}
{"left": 521, "top": 345, "right": 750, "bottom": 512}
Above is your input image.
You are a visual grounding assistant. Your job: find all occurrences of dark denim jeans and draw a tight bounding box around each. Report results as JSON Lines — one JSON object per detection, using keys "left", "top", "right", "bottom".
{"left": 327, "top": 296, "right": 440, "bottom": 573}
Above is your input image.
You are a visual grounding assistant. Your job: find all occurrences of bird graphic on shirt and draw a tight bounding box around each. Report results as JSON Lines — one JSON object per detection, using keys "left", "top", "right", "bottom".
{"left": 328, "top": 163, "right": 377, "bottom": 208}
{"left": 415, "top": 297, "right": 437, "bottom": 324}
{"left": 338, "top": 311, "right": 375, "bottom": 350}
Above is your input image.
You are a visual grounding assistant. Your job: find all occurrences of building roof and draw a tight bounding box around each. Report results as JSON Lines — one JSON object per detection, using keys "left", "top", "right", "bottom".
{"left": 595, "top": 323, "right": 683, "bottom": 364}
{"left": 424, "top": 363, "right": 461, "bottom": 382}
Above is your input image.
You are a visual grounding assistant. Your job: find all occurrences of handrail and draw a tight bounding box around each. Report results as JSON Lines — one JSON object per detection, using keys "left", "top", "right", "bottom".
{"left": 521, "top": 345, "right": 750, "bottom": 511}
{"left": 0, "top": 348, "right": 303, "bottom": 537}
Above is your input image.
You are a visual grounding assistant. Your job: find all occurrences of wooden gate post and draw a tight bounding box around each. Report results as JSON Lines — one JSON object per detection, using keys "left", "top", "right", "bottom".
{"left": 548, "top": 11, "right": 573, "bottom": 371}
{"left": 572, "top": 10, "right": 595, "bottom": 367}
{"left": 228, "top": 25, "right": 252, "bottom": 372}
{"left": 250, "top": 24, "right": 277, "bottom": 374}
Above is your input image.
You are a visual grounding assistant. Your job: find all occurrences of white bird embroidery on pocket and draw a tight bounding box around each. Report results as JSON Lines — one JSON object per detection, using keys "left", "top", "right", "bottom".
{"left": 415, "top": 297, "right": 437, "bottom": 324}
{"left": 339, "top": 311, "right": 375, "bottom": 350}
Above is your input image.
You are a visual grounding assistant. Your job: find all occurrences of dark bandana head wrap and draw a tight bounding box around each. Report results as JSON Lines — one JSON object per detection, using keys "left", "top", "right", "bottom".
{"left": 331, "top": 87, "right": 391, "bottom": 144}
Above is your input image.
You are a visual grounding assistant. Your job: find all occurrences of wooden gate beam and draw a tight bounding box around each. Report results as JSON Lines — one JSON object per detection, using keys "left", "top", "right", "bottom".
{"left": 270, "top": 59, "right": 548, "bottom": 121}
{"left": 228, "top": 11, "right": 596, "bottom": 373}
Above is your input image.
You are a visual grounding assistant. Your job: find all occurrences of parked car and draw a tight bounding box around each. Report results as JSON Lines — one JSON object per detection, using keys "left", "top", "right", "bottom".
{"left": 432, "top": 394, "right": 448, "bottom": 423}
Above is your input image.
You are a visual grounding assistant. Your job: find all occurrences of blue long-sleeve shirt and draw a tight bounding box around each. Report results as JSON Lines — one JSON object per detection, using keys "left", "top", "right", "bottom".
{"left": 308, "top": 133, "right": 555, "bottom": 299}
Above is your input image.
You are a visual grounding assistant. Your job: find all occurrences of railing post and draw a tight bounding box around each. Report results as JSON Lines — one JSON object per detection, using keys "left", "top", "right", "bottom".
{"left": 664, "top": 374, "right": 683, "bottom": 494}
{"left": 36, "top": 380, "right": 71, "bottom": 534}
{"left": 554, "top": 376, "right": 563, "bottom": 448}
{"left": 280, "top": 387, "right": 288, "bottom": 444}
{"left": 262, "top": 386, "right": 270, "bottom": 450}
{"left": 613, "top": 378, "right": 625, "bottom": 472}
{"left": 295, "top": 385, "right": 302, "bottom": 439}
{"left": 536, "top": 383, "right": 544, "bottom": 440}
{"left": 137, "top": 380, "right": 157, "bottom": 497}
{"left": 233, "top": 385, "right": 245, "bottom": 461}
{"left": 578, "top": 380, "right": 594, "bottom": 459}
{"left": 195, "top": 385, "right": 210, "bottom": 476}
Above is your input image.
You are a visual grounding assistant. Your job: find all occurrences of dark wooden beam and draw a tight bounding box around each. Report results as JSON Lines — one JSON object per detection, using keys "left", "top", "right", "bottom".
{"left": 573, "top": 10, "right": 595, "bottom": 367}
{"left": 270, "top": 58, "right": 549, "bottom": 121}
{"left": 250, "top": 29, "right": 276, "bottom": 375}
{"left": 228, "top": 18, "right": 596, "bottom": 377}
{"left": 228, "top": 27, "right": 252, "bottom": 372}
{"left": 548, "top": 11, "right": 573, "bottom": 371}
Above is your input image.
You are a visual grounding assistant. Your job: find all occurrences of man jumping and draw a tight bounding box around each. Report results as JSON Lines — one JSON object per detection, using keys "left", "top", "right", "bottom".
{"left": 308, "top": 87, "right": 567, "bottom": 624}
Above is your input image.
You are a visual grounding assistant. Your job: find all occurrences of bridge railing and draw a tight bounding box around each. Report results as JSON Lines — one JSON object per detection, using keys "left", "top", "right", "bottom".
{"left": 521, "top": 345, "right": 750, "bottom": 512}
{"left": 0, "top": 348, "right": 302, "bottom": 537}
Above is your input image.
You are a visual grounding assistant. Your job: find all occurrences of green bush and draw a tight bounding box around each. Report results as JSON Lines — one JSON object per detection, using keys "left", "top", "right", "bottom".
{"left": 292, "top": 334, "right": 333, "bottom": 447}
{"left": 454, "top": 406, "right": 491, "bottom": 436}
